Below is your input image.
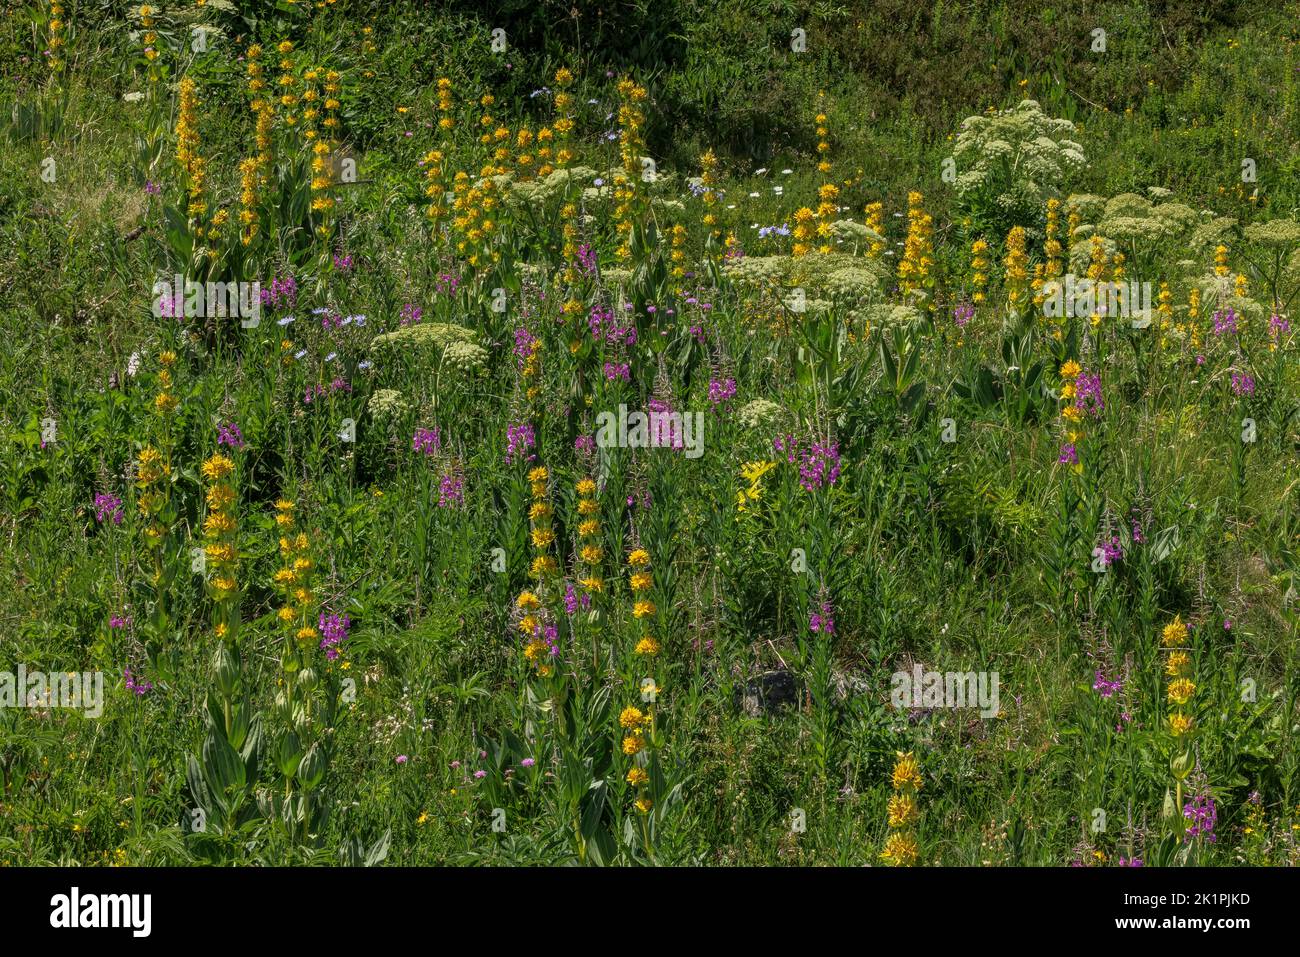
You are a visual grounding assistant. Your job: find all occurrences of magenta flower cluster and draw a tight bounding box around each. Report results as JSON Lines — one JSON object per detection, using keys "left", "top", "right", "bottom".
{"left": 505, "top": 422, "right": 535, "bottom": 465}
{"left": 775, "top": 434, "right": 843, "bottom": 491}
{"left": 319, "top": 612, "right": 350, "bottom": 661}
{"left": 94, "top": 492, "right": 123, "bottom": 525}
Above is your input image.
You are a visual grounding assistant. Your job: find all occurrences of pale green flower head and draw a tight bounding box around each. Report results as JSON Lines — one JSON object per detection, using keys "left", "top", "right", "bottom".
{"left": 1066, "top": 194, "right": 1106, "bottom": 221}
{"left": 1244, "top": 219, "right": 1300, "bottom": 248}
{"left": 367, "top": 388, "right": 410, "bottom": 422}
{"left": 736, "top": 398, "right": 782, "bottom": 429}
{"left": 443, "top": 340, "right": 489, "bottom": 376}
{"left": 370, "top": 323, "right": 482, "bottom": 364}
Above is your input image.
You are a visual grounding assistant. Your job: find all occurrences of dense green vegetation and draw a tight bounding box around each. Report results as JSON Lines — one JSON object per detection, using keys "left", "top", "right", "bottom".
{"left": 0, "top": 0, "right": 1298, "bottom": 866}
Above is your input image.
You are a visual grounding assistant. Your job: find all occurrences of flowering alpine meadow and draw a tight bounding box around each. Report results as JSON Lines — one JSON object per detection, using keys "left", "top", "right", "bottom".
{"left": 1, "top": 0, "right": 1299, "bottom": 871}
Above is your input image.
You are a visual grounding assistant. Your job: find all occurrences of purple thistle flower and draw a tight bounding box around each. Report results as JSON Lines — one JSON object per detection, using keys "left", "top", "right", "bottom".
{"left": 1183, "top": 794, "right": 1217, "bottom": 843}
{"left": 809, "top": 598, "right": 835, "bottom": 635}
{"left": 400, "top": 302, "right": 423, "bottom": 326}
{"left": 319, "top": 612, "right": 351, "bottom": 661}
{"left": 513, "top": 326, "right": 538, "bottom": 366}
{"left": 1212, "top": 308, "right": 1238, "bottom": 336}
{"left": 124, "top": 667, "right": 153, "bottom": 696}
{"left": 1092, "top": 670, "right": 1123, "bottom": 699}
{"left": 412, "top": 427, "right": 442, "bottom": 455}
{"left": 260, "top": 275, "right": 297, "bottom": 310}
{"left": 1074, "top": 371, "right": 1105, "bottom": 416}
{"left": 217, "top": 422, "right": 246, "bottom": 450}
{"left": 708, "top": 377, "right": 737, "bottom": 408}
{"left": 505, "top": 422, "right": 536, "bottom": 465}
{"left": 94, "top": 492, "right": 124, "bottom": 525}
{"left": 437, "top": 471, "right": 464, "bottom": 508}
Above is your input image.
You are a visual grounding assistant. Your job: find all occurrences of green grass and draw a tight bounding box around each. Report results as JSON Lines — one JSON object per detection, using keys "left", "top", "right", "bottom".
{"left": 0, "top": 0, "right": 1298, "bottom": 867}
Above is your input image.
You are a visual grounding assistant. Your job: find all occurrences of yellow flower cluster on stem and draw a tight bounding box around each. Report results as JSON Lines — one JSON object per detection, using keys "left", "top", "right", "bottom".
{"left": 669, "top": 223, "right": 687, "bottom": 283}
{"left": 813, "top": 93, "right": 835, "bottom": 254}
{"left": 1187, "top": 285, "right": 1202, "bottom": 350}
{"left": 1161, "top": 616, "right": 1194, "bottom": 738}
{"left": 864, "top": 202, "right": 884, "bottom": 258}
{"left": 1157, "top": 280, "right": 1173, "bottom": 332}
{"left": 322, "top": 69, "right": 342, "bottom": 142}
{"left": 516, "top": 589, "right": 553, "bottom": 677}
{"left": 1080, "top": 237, "right": 1109, "bottom": 328}
{"left": 736, "top": 459, "right": 776, "bottom": 513}
{"left": 553, "top": 69, "right": 581, "bottom": 282}
{"left": 1003, "top": 226, "right": 1029, "bottom": 310}
{"left": 238, "top": 158, "right": 259, "bottom": 246}
{"left": 1214, "top": 243, "right": 1230, "bottom": 277}
{"left": 201, "top": 451, "right": 239, "bottom": 642}
{"left": 273, "top": 500, "right": 318, "bottom": 663}
{"left": 245, "top": 42, "right": 265, "bottom": 97}
{"left": 792, "top": 205, "right": 816, "bottom": 257}
{"left": 527, "top": 466, "right": 557, "bottom": 582}
{"left": 1057, "top": 360, "right": 1084, "bottom": 469}
{"left": 423, "top": 78, "right": 455, "bottom": 227}
{"left": 620, "top": 703, "right": 654, "bottom": 813}
{"left": 1161, "top": 614, "right": 1197, "bottom": 822}
{"left": 624, "top": 545, "right": 660, "bottom": 815}
{"left": 552, "top": 68, "right": 575, "bottom": 169}
{"left": 436, "top": 76, "right": 454, "bottom": 133}
{"left": 627, "top": 547, "right": 658, "bottom": 658}
{"left": 970, "top": 238, "right": 990, "bottom": 305}
{"left": 815, "top": 183, "right": 838, "bottom": 256}
{"left": 882, "top": 751, "right": 921, "bottom": 865}
{"left": 301, "top": 67, "right": 322, "bottom": 143}
{"left": 136, "top": 354, "right": 180, "bottom": 589}
{"left": 814, "top": 93, "right": 831, "bottom": 175}
{"left": 138, "top": 5, "right": 161, "bottom": 82}
{"left": 699, "top": 149, "right": 720, "bottom": 248}
{"left": 477, "top": 93, "right": 496, "bottom": 146}
{"left": 246, "top": 45, "right": 276, "bottom": 188}
{"left": 275, "top": 40, "right": 298, "bottom": 131}
{"left": 574, "top": 477, "right": 604, "bottom": 600}
{"left": 897, "top": 191, "right": 934, "bottom": 302}
{"left": 176, "top": 78, "right": 209, "bottom": 240}
{"left": 1044, "top": 198, "right": 1063, "bottom": 279}
{"left": 311, "top": 139, "right": 336, "bottom": 240}
{"left": 613, "top": 78, "right": 648, "bottom": 262}
{"left": 47, "top": 0, "right": 66, "bottom": 74}
{"left": 450, "top": 104, "right": 502, "bottom": 269}
{"left": 360, "top": 24, "right": 376, "bottom": 77}
{"left": 423, "top": 147, "right": 448, "bottom": 225}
